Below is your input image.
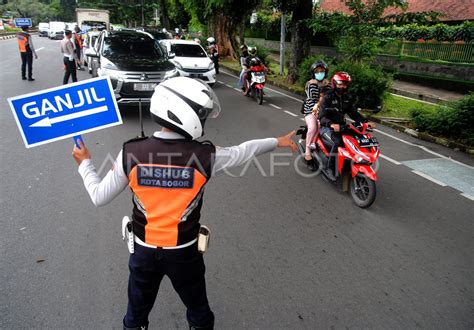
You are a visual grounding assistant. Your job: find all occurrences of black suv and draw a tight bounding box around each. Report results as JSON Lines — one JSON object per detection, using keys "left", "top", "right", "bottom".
{"left": 88, "top": 30, "right": 178, "bottom": 106}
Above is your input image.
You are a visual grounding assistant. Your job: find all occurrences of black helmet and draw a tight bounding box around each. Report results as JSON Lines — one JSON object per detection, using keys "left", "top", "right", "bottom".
{"left": 249, "top": 57, "right": 260, "bottom": 66}
{"left": 310, "top": 60, "right": 329, "bottom": 78}
{"left": 240, "top": 44, "right": 248, "bottom": 51}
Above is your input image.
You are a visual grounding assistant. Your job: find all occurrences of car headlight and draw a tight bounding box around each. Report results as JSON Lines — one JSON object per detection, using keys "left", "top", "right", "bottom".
{"left": 172, "top": 61, "right": 183, "bottom": 70}
{"left": 164, "top": 68, "right": 179, "bottom": 80}
{"left": 208, "top": 62, "right": 215, "bottom": 70}
{"left": 101, "top": 57, "right": 117, "bottom": 70}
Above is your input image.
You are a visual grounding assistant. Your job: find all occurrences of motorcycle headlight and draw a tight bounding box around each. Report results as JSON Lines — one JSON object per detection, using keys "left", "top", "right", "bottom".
{"left": 164, "top": 68, "right": 179, "bottom": 80}
{"left": 208, "top": 62, "right": 215, "bottom": 70}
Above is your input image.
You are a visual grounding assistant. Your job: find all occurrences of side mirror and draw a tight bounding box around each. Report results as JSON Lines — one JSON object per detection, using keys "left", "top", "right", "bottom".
{"left": 86, "top": 51, "right": 99, "bottom": 58}
{"left": 168, "top": 52, "right": 175, "bottom": 59}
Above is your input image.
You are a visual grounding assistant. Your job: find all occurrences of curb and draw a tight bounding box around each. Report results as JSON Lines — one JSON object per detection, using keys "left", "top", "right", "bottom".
{"left": 220, "top": 62, "right": 474, "bottom": 155}
{"left": 0, "top": 34, "right": 17, "bottom": 40}
{"left": 389, "top": 87, "right": 450, "bottom": 105}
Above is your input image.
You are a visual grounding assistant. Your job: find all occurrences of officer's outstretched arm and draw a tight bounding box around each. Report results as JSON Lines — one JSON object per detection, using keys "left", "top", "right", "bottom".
{"left": 213, "top": 130, "right": 296, "bottom": 175}
{"left": 72, "top": 141, "right": 129, "bottom": 207}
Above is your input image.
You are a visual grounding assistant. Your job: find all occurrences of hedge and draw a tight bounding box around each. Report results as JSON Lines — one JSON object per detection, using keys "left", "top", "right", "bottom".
{"left": 377, "top": 21, "right": 474, "bottom": 42}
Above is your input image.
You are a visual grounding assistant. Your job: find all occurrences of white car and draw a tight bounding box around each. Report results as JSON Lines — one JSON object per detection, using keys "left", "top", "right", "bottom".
{"left": 159, "top": 39, "right": 216, "bottom": 86}
{"left": 83, "top": 31, "right": 101, "bottom": 74}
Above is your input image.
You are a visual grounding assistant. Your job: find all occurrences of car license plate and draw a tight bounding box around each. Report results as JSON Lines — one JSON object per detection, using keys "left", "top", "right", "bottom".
{"left": 190, "top": 74, "right": 202, "bottom": 78}
{"left": 134, "top": 83, "right": 157, "bottom": 91}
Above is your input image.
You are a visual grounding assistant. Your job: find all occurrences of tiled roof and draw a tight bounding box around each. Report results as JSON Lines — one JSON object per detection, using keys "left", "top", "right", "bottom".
{"left": 318, "top": 0, "right": 474, "bottom": 21}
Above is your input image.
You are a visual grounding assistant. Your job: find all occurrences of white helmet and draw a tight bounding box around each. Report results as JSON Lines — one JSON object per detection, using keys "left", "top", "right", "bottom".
{"left": 207, "top": 37, "right": 215, "bottom": 44}
{"left": 150, "top": 77, "right": 221, "bottom": 140}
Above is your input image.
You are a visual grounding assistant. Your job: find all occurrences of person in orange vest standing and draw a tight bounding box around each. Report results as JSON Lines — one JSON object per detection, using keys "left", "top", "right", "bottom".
{"left": 17, "top": 26, "right": 38, "bottom": 81}
{"left": 74, "top": 26, "right": 84, "bottom": 70}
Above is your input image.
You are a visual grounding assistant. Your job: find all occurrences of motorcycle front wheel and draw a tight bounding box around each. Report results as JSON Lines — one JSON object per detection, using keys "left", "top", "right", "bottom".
{"left": 350, "top": 174, "right": 376, "bottom": 208}
{"left": 256, "top": 88, "right": 263, "bottom": 105}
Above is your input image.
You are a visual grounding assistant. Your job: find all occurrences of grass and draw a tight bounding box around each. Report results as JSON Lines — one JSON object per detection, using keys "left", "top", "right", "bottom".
{"left": 376, "top": 94, "right": 441, "bottom": 119}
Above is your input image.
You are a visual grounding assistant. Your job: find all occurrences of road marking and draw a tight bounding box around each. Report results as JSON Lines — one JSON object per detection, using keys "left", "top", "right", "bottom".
{"left": 36, "top": 47, "right": 44, "bottom": 51}
{"left": 460, "top": 193, "right": 474, "bottom": 201}
{"left": 221, "top": 68, "right": 472, "bottom": 171}
{"left": 300, "top": 118, "right": 305, "bottom": 121}
{"left": 233, "top": 88, "right": 241, "bottom": 92}
{"left": 217, "top": 80, "right": 224, "bottom": 84}
{"left": 389, "top": 93, "right": 438, "bottom": 105}
{"left": 411, "top": 170, "right": 447, "bottom": 187}
{"left": 380, "top": 154, "right": 401, "bottom": 165}
{"left": 284, "top": 110, "right": 298, "bottom": 117}
{"left": 225, "top": 84, "right": 233, "bottom": 88}
{"left": 269, "top": 103, "right": 281, "bottom": 109}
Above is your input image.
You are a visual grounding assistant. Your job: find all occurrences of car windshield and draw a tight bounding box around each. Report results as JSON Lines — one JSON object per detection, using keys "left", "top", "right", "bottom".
{"left": 171, "top": 44, "right": 207, "bottom": 58}
{"left": 102, "top": 35, "right": 165, "bottom": 58}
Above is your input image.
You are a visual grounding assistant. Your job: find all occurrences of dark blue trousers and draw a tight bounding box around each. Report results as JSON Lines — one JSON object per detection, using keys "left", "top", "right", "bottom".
{"left": 123, "top": 242, "right": 214, "bottom": 328}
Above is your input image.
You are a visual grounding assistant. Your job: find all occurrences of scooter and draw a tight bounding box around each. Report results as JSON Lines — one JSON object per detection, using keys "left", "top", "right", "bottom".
{"left": 296, "top": 122, "right": 380, "bottom": 208}
{"left": 245, "top": 65, "right": 266, "bottom": 105}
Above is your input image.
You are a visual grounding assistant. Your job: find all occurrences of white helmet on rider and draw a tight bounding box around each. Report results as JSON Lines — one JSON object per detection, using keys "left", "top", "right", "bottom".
{"left": 207, "top": 37, "right": 215, "bottom": 44}
{"left": 150, "top": 77, "right": 221, "bottom": 140}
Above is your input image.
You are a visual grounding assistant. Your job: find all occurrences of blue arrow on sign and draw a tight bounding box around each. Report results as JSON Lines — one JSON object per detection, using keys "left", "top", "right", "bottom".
{"left": 8, "top": 76, "right": 123, "bottom": 148}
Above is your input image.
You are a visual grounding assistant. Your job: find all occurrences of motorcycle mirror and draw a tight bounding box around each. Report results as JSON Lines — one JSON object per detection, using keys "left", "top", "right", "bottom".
{"left": 373, "top": 105, "right": 382, "bottom": 114}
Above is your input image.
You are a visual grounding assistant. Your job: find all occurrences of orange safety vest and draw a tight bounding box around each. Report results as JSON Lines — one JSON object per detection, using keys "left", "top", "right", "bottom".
{"left": 75, "top": 34, "right": 82, "bottom": 48}
{"left": 17, "top": 32, "right": 30, "bottom": 53}
{"left": 123, "top": 136, "right": 215, "bottom": 247}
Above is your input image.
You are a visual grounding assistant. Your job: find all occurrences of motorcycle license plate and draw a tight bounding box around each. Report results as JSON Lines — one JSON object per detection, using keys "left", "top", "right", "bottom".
{"left": 357, "top": 136, "right": 379, "bottom": 147}
{"left": 134, "top": 83, "right": 157, "bottom": 91}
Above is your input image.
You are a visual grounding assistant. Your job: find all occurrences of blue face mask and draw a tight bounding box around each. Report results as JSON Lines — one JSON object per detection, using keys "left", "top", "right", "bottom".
{"left": 315, "top": 72, "right": 325, "bottom": 81}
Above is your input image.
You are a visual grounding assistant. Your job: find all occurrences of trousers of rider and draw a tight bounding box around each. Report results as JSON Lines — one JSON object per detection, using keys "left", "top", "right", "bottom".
{"left": 123, "top": 243, "right": 215, "bottom": 329}
{"left": 320, "top": 127, "right": 343, "bottom": 172}
{"left": 304, "top": 114, "right": 319, "bottom": 155}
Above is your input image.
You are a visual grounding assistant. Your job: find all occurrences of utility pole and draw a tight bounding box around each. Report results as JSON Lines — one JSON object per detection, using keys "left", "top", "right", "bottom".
{"left": 279, "top": 13, "right": 285, "bottom": 76}
{"left": 141, "top": 0, "right": 144, "bottom": 26}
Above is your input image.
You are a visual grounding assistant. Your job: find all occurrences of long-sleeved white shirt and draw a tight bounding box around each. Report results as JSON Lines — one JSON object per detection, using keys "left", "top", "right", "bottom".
{"left": 78, "top": 131, "right": 278, "bottom": 207}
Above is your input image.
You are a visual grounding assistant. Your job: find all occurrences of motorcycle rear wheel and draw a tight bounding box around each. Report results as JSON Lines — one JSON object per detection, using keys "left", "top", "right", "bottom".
{"left": 350, "top": 174, "right": 376, "bottom": 208}
{"left": 257, "top": 88, "right": 263, "bottom": 104}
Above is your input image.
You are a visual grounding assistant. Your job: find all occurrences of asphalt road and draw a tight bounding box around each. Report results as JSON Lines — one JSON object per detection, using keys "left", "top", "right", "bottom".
{"left": 1, "top": 35, "right": 473, "bottom": 329}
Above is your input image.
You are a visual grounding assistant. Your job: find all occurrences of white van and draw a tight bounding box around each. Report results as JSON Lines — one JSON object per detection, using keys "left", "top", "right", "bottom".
{"left": 38, "top": 22, "right": 49, "bottom": 37}
{"left": 49, "top": 21, "right": 66, "bottom": 40}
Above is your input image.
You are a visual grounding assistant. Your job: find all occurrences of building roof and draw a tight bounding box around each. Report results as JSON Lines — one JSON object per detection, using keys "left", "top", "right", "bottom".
{"left": 318, "top": 0, "right": 474, "bottom": 22}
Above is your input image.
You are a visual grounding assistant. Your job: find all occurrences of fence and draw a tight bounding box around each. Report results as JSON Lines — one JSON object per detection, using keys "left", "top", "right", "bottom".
{"left": 380, "top": 41, "right": 474, "bottom": 64}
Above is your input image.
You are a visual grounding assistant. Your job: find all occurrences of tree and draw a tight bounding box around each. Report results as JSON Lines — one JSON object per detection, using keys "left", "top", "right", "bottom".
{"left": 181, "top": 0, "right": 262, "bottom": 59}
{"left": 272, "top": 0, "right": 314, "bottom": 83}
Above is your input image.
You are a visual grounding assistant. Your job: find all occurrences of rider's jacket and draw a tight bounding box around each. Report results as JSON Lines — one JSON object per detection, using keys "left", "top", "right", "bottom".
{"left": 319, "top": 89, "right": 366, "bottom": 127}
{"left": 123, "top": 136, "right": 215, "bottom": 247}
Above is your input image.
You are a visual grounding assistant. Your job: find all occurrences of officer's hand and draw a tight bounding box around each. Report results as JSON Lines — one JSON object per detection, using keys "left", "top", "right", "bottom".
{"left": 331, "top": 124, "right": 340, "bottom": 132}
{"left": 35, "top": 54, "right": 38, "bottom": 59}
{"left": 367, "top": 121, "right": 376, "bottom": 129}
{"left": 277, "top": 130, "right": 297, "bottom": 152}
{"left": 72, "top": 140, "right": 91, "bottom": 165}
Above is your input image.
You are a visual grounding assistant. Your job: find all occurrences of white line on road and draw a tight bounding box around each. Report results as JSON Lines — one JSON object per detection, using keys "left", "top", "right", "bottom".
{"left": 460, "top": 193, "right": 474, "bottom": 201}
{"left": 217, "top": 80, "right": 224, "bottom": 84}
{"left": 225, "top": 84, "right": 233, "bottom": 88}
{"left": 379, "top": 154, "right": 401, "bottom": 165}
{"left": 412, "top": 170, "right": 447, "bottom": 187}
{"left": 269, "top": 103, "right": 281, "bottom": 109}
{"left": 233, "top": 88, "right": 241, "bottom": 92}
{"left": 284, "top": 110, "right": 298, "bottom": 117}
{"left": 36, "top": 47, "right": 45, "bottom": 51}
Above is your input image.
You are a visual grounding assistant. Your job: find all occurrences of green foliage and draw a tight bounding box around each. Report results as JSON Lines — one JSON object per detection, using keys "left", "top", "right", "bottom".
{"left": 411, "top": 93, "right": 474, "bottom": 145}
{"left": 0, "top": 0, "right": 61, "bottom": 25}
{"left": 330, "top": 61, "right": 392, "bottom": 109}
{"left": 297, "top": 54, "right": 335, "bottom": 86}
{"left": 377, "top": 21, "right": 474, "bottom": 42}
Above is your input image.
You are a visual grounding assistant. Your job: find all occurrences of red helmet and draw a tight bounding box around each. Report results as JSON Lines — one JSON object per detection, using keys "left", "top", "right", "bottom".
{"left": 331, "top": 71, "right": 352, "bottom": 89}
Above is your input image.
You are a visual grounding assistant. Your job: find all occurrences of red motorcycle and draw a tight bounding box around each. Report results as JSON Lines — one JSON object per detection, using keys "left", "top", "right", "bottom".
{"left": 297, "top": 122, "right": 380, "bottom": 208}
{"left": 244, "top": 65, "right": 266, "bottom": 105}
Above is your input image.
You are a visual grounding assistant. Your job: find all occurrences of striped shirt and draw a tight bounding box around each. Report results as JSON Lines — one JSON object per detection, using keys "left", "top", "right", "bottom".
{"left": 302, "top": 80, "right": 330, "bottom": 115}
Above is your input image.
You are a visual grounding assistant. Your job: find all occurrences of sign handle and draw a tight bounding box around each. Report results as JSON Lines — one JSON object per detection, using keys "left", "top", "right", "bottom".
{"left": 73, "top": 135, "right": 84, "bottom": 149}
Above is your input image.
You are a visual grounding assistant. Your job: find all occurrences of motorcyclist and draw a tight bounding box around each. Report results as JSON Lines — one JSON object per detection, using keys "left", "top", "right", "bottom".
{"left": 319, "top": 71, "right": 376, "bottom": 177}
{"left": 239, "top": 44, "right": 250, "bottom": 90}
{"left": 207, "top": 37, "right": 219, "bottom": 74}
{"left": 301, "top": 60, "right": 331, "bottom": 171}
{"left": 243, "top": 47, "right": 266, "bottom": 96}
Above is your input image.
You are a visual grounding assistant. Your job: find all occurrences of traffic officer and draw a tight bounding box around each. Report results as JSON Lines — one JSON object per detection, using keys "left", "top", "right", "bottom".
{"left": 16, "top": 26, "right": 37, "bottom": 81}
{"left": 61, "top": 30, "right": 77, "bottom": 84}
{"left": 72, "top": 77, "right": 297, "bottom": 329}
{"left": 207, "top": 37, "right": 219, "bottom": 74}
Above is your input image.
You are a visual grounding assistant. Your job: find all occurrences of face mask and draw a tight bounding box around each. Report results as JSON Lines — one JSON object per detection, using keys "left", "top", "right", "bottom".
{"left": 315, "top": 72, "right": 325, "bottom": 81}
{"left": 335, "top": 87, "right": 348, "bottom": 95}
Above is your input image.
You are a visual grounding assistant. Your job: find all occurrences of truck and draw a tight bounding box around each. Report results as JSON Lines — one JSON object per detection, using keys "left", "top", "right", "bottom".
{"left": 76, "top": 8, "right": 110, "bottom": 31}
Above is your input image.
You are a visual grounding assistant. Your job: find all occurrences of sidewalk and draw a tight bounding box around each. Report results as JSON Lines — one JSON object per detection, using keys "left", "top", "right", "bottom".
{"left": 391, "top": 80, "right": 465, "bottom": 104}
